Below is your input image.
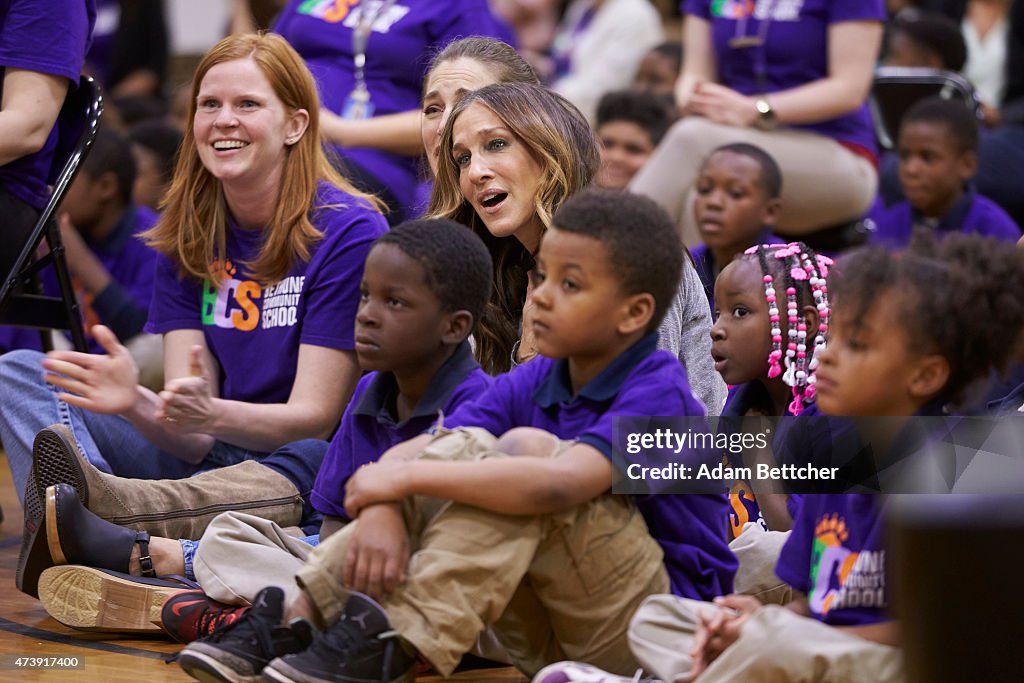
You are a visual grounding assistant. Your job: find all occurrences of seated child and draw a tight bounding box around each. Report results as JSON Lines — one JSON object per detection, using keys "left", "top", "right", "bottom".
{"left": 871, "top": 96, "right": 1021, "bottom": 249}
{"left": 31, "top": 219, "right": 494, "bottom": 638}
{"left": 632, "top": 41, "right": 682, "bottom": 100}
{"left": 594, "top": 90, "right": 674, "bottom": 190}
{"left": 539, "top": 233, "right": 1024, "bottom": 683}
{"left": 128, "top": 119, "right": 183, "bottom": 213}
{"left": 710, "top": 243, "right": 831, "bottom": 605}
{"left": 0, "top": 127, "right": 160, "bottom": 361}
{"left": 691, "top": 144, "right": 783, "bottom": 311}
{"left": 175, "top": 189, "right": 735, "bottom": 683}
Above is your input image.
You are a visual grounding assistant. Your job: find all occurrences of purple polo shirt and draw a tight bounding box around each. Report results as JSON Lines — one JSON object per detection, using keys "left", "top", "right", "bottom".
{"left": 312, "top": 341, "right": 491, "bottom": 519}
{"left": 273, "top": 0, "right": 512, "bottom": 218}
{"left": 0, "top": 0, "right": 96, "bottom": 210}
{"left": 693, "top": 225, "right": 784, "bottom": 313}
{"left": 0, "top": 203, "right": 159, "bottom": 354}
{"left": 146, "top": 182, "right": 387, "bottom": 404}
{"left": 683, "top": 0, "right": 884, "bottom": 156}
{"left": 869, "top": 188, "right": 1022, "bottom": 249}
{"left": 443, "top": 333, "right": 737, "bottom": 600}
{"left": 776, "top": 494, "right": 889, "bottom": 626}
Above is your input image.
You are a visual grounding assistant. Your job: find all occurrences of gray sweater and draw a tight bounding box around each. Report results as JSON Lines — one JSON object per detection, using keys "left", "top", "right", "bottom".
{"left": 657, "top": 259, "right": 727, "bottom": 416}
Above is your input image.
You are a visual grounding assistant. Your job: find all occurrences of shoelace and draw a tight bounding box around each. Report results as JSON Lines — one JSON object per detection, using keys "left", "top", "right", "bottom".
{"left": 306, "top": 617, "right": 365, "bottom": 659}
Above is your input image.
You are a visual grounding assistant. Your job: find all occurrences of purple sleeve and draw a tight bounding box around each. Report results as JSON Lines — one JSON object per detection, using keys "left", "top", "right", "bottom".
{"left": 682, "top": 0, "right": 710, "bottom": 19}
{"left": 827, "top": 0, "right": 886, "bottom": 24}
{"left": 145, "top": 253, "right": 202, "bottom": 334}
{"left": 775, "top": 498, "right": 816, "bottom": 595}
{"left": 298, "top": 203, "right": 388, "bottom": 350}
{"left": 311, "top": 375, "right": 373, "bottom": 519}
{"left": 426, "top": 0, "right": 513, "bottom": 59}
{"left": 0, "top": 0, "right": 93, "bottom": 82}
{"left": 440, "top": 369, "right": 494, "bottom": 416}
{"left": 443, "top": 369, "right": 526, "bottom": 436}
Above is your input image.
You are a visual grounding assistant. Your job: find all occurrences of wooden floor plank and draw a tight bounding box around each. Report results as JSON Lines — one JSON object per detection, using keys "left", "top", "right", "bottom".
{"left": 0, "top": 450, "right": 526, "bottom": 682}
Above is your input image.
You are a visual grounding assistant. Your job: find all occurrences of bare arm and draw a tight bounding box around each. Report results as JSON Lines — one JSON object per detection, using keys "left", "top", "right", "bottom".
{"left": 0, "top": 69, "right": 68, "bottom": 166}
{"left": 837, "top": 620, "right": 900, "bottom": 646}
{"left": 346, "top": 443, "right": 614, "bottom": 517}
{"left": 229, "top": 0, "right": 259, "bottom": 34}
{"left": 162, "top": 341, "right": 361, "bottom": 452}
{"left": 675, "top": 16, "right": 717, "bottom": 110}
{"left": 759, "top": 21, "right": 882, "bottom": 125}
{"left": 320, "top": 109, "right": 424, "bottom": 157}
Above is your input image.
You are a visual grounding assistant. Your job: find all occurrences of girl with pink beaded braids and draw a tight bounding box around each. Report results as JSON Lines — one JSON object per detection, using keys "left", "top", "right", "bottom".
{"left": 709, "top": 241, "right": 832, "bottom": 543}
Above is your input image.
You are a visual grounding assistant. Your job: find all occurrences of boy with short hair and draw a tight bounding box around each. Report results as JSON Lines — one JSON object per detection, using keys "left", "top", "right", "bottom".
{"left": 594, "top": 90, "right": 674, "bottom": 190}
{"left": 33, "top": 218, "right": 495, "bottom": 637}
{"left": 691, "top": 143, "right": 783, "bottom": 311}
{"left": 177, "top": 189, "right": 735, "bottom": 683}
{"left": 0, "top": 126, "right": 160, "bottom": 360}
{"left": 871, "top": 96, "right": 1021, "bottom": 248}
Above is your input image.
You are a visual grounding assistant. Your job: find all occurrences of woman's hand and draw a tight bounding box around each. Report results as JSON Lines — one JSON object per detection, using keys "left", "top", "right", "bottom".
{"left": 157, "top": 345, "right": 218, "bottom": 432}
{"left": 345, "top": 461, "right": 409, "bottom": 518}
{"left": 517, "top": 275, "right": 539, "bottom": 364}
{"left": 42, "top": 325, "right": 139, "bottom": 414}
{"left": 686, "top": 82, "right": 759, "bottom": 128}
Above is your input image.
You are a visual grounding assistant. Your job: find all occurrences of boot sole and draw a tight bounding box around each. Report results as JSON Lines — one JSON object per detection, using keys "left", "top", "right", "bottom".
{"left": 37, "top": 565, "right": 174, "bottom": 633}
{"left": 32, "top": 425, "right": 89, "bottom": 507}
{"left": 177, "top": 645, "right": 267, "bottom": 683}
{"left": 15, "top": 475, "right": 50, "bottom": 598}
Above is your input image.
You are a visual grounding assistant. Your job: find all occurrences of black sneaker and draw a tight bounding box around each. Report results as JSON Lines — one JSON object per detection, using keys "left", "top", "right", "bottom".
{"left": 262, "top": 592, "right": 416, "bottom": 683}
{"left": 176, "top": 586, "right": 313, "bottom": 683}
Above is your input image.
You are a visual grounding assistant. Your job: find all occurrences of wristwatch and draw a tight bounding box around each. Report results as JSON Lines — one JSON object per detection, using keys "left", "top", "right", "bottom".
{"left": 754, "top": 97, "right": 776, "bottom": 130}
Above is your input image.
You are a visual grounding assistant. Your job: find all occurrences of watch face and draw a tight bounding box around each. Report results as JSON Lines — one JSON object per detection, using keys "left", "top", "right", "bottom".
{"left": 757, "top": 99, "right": 771, "bottom": 115}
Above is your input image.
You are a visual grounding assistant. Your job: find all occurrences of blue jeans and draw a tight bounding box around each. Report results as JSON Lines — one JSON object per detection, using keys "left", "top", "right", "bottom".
{"left": 0, "top": 349, "right": 326, "bottom": 525}
{"left": 180, "top": 533, "right": 320, "bottom": 582}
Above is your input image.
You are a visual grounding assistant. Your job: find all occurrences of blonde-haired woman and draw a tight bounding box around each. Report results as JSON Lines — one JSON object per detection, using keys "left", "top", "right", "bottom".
{"left": 429, "top": 82, "right": 725, "bottom": 414}
{"left": 1, "top": 33, "right": 388, "bottom": 596}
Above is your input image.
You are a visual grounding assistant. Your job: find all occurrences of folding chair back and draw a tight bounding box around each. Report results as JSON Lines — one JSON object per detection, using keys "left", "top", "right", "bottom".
{"left": 0, "top": 75, "right": 104, "bottom": 351}
{"left": 870, "top": 66, "right": 981, "bottom": 150}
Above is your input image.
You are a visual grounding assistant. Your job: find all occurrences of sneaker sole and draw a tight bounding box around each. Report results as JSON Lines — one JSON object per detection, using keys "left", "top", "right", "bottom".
{"left": 177, "top": 646, "right": 267, "bottom": 683}
{"left": 37, "top": 565, "right": 174, "bottom": 633}
{"left": 262, "top": 658, "right": 416, "bottom": 683}
{"left": 32, "top": 425, "right": 89, "bottom": 507}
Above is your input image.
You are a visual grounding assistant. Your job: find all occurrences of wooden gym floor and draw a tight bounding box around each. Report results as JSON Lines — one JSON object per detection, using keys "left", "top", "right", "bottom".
{"left": 0, "top": 450, "right": 527, "bottom": 682}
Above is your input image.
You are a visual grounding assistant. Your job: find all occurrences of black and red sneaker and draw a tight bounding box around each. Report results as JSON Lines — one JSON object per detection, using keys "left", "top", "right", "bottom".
{"left": 161, "top": 589, "right": 249, "bottom": 643}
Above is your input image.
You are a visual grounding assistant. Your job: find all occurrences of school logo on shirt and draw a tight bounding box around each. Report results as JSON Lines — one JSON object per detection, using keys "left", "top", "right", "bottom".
{"left": 711, "top": 0, "right": 803, "bottom": 21}
{"left": 808, "top": 513, "right": 886, "bottom": 616}
{"left": 297, "top": 0, "right": 410, "bottom": 32}
{"left": 200, "top": 260, "right": 304, "bottom": 332}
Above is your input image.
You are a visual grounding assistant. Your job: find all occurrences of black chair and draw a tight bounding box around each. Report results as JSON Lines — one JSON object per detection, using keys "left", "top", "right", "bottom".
{"left": 0, "top": 74, "right": 104, "bottom": 352}
{"left": 870, "top": 66, "right": 981, "bottom": 150}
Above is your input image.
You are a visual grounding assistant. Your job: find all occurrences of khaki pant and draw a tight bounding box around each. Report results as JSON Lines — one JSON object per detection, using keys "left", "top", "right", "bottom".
{"left": 730, "top": 523, "right": 792, "bottom": 606}
{"left": 630, "top": 598, "right": 903, "bottom": 683}
{"left": 294, "top": 427, "right": 670, "bottom": 677}
{"left": 629, "top": 116, "right": 878, "bottom": 247}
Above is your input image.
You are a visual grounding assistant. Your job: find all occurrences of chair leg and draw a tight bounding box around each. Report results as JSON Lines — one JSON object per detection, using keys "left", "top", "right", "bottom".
{"left": 44, "top": 219, "right": 87, "bottom": 352}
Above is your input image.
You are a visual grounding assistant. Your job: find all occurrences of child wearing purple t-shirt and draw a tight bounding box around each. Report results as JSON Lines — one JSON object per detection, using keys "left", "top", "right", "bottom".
{"left": 175, "top": 190, "right": 733, "bottom": 683}
{"left": 691, "top": 143, "right": 784, "bottom": 311}
{"left": 32, "top": 219, "right": 494, "bottom": 640}
{"left": 0, "top": 127, "right": 160, "bottom": 361}
{"left": 605, "top": 234, "right": 1024, "bottom": 683}
{"left": 870, "top": 96, "right": 1021, "bottom": 249}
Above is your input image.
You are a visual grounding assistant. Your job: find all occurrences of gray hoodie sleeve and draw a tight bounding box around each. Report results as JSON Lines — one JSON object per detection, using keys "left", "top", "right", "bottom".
{"left": 657, "top": 259, "right": 728, "bottom": 416}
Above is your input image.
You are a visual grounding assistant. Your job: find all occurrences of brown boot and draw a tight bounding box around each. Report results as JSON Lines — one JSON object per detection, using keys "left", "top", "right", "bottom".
{"left": 29, "top": 425, "right": 303, "bottom": 540}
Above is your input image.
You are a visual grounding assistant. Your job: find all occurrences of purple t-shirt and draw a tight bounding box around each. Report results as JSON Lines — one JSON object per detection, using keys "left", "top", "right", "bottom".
{"left": 443, "top": 333, "right": 737, "bottom": 600}
{"left": 0, "top": 203, "right": 158, "bottom": 354}
{"left": 0, "top": 0, "right": 96, "bottom": 209}
{"left": 869, "top": 189, "right": 1022, "bottom": 249}
{"left": 776, "top": 494, "right": 888, "bottom": 626}
{"left": 312, "top": 341, "right": 491, "bottom": 519}
{"left": 273, "top": 0, "right": 512, "bottom": 218}
{"left": 145, "top": 183, "right": 387, "bottom": 404}
{"left": 683, "top": 0, "right": 884, "bottom": 155}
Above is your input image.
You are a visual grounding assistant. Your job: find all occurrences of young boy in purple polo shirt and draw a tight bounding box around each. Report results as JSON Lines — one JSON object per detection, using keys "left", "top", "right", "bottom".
{"left": 0, "top": 127, "right": 160, "bottom": 357}
{"left": 175, "top": 189, "right": 734, "bottom": 683}
{"left": 34, "top": 218, "right": 494, "bottom": 638}
{"left": 871, "top": 96, "right": 1021, "bottom": 249}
